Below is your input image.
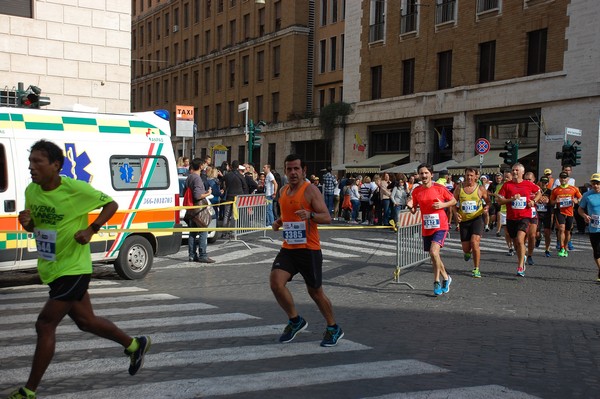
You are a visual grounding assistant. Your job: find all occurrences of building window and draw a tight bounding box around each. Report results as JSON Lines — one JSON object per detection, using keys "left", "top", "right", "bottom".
{"left": 216, "top": 103, "right": 222, "bottom": 129}
{"left": 435, "top": 0, "right": 456, "bottom": 25}
{"left": 156, "top": 17, "right": 161, "bottom": 39}
{"left": 173, "top": 76, "right": 179, "bottom": 100}
{"left": 273, "top": 46, "right": 281, "bottom": 77}
{"left": 332, "top": 0, "right": 338, "bottom": 23}
{"left": 229, "top": 59, "right": 236, "bottom": 87}
{"left": 319, "top": 40, "right": 326, "bottom": 74}
{"left": 173, "top": 42, "right": 179, "bottom": 63}
{"left": 218, "top": 0, "right": 224, "bottom": 13}
{"left": 183, "top": 3, "right": 189, "bottom": 28}
{"left": 479, "top": 40, "right": 496, "bottom": 83}
{"left": 147, "top": 84, "right": 152, "bottom": 107}
{"left": 330, "top": 37, "right": 337, "bottom": 71}
{"left": 155, "top": 50, "right": 160, "bottom": 70}
{"left": 194, "top": 0, "right": 200, "bottom": 23}
{"left": 268, "top": 143, "right": 276, "bottom": 169}
{"left": 139, "top": 26, "right": 144, "bottom": 48}
{"left": 372, "top": 127, "right": 411, "bottom": 153}
{"left": 204, "top": 106, "right": 210, "bottom": 130}
{"left": 319, "top": 90, "right": 325, "bottom": 110}
{"left": 272, "top": 92, "right": 279, "bottom": 123}
{"left": 438, "top": 50, "right": 452, "bottom": 89}
{"left": 369, "top": 0, "right": 385, "bottom": 42}
{"left": 401, "top": 0, "right": 418, "bottom": 33}
{"left": 204, "top": 66, "right": 211, "bottom": 94}
{"left": 371, "top": 65, "right": 382, "bottom": 100}
{"left": 132, "top": 29, "right": 137, "bottom": 50}
{"left": 242, "top": 55, "right": 250, "bottom": 85}
{"left": 229, "top": 19, "right": 237, "bottom": 45}
{"left": 2, "top": 1, "right": 33, "bottom": 17}
{"left": 228, "top": 101, "right": 235, "bottom": 127}
{"left": 243, "top": 13, "right": 251, "bottom": 40}
{"left": 184, "top": 39, "right": 189, "bottom": 60}
{"left": 258, "top": 8, "right": 266, "bottom": 37}
{"left": 217, "top": 25, "right": 223, "bottom": 50}
{"left": 527, "top": 28, "right": 547, "bottom": 76}
{"left": 139, "top": 87, "right": 144, "bottom": 109}
{"left": 205, "top": 0, "right": 211, "bottom": 18}
{"left": 174, "top": 7, "right": 180, "bottom": 28}
{"left": 256, "top": 95, "right": 263, "bottom": 121}
{"left": 183, "top": 73, "right": 189, "bottom": 99}
{"left": 321, "top": 0, "right": 328, "bottom": 25}
{"left": 216, "top": 63, "right": 223, "bottom": 91}
{"left": 205, "top": 29, "right": 211, "bottom": 54}
{"left": 257, "top": 50, "right": 265, "bottom": 81}
{"left": 163, "top": 79, "right": 169, "bottom": 102}
{"left": 329, "top": 88, "right": 335, "bottom": 104}
{"left": 274, "top": 1, "right": 282, "bottom": 30}
{"left": 147, "top": 22, "right": 152, "bottom": 44}
{"left": 402, "top": 58, "right": 415, "bottom": 95}
{"left": 477, "top": 0, "right": 499, "bottom": 13}
{"left": 341, "top": 34, "right": 344, "bottom": 68}
{"left": 193, "top": 70, "right": 199, "bottom": 96}
{"left": 194, "top": 34, "right": 200, "bottom": 57}
{"left": 165, "top": 12, "right": 170, "bottom": 36}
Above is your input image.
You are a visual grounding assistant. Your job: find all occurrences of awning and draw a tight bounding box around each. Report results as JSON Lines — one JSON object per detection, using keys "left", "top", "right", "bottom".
{"left": 432, "top": 159, "right": 458, "bottom": 172}
{"left": 448, "top": 148, "right": 537, "bottom": 175}
{"left": 382, "top": 160, "right": 422, "bottom": 174}
{"left": 345, "top": 153, "right": 409, "bottom": 174}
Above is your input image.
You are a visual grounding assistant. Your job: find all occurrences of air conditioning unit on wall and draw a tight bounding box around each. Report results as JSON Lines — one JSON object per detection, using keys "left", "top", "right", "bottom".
{"left": 173, "top": 25, "right": 179, "bottom": 33}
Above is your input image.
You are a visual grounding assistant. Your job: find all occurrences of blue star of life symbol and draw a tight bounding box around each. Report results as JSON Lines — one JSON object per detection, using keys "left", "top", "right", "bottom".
{"left": 60, "top": 143, "right": 92, "bottom": 183}
{"left": 120, "top": 163, "right": 135, "bottom": 183}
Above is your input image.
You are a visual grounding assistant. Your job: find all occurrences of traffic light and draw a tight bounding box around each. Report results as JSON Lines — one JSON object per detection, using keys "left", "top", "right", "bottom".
{"left": 252, "top": 120, "right": 266, "bottom": 148}
{"left": 572, "top": 140, "right": 582, "bottom": 166}
{"left": 500, "top": 140, "right": 518, "bottom": 166}
{"left": 18, "top": 84, "right": 51, "bottom": 108}
{"left": 558, "top": 140, "right": 582, "bottom": 167}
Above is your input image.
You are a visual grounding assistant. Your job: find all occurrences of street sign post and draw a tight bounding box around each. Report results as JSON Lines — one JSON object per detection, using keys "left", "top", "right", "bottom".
{"left": 475, "top": 138, "right": 490, "bottom": 175}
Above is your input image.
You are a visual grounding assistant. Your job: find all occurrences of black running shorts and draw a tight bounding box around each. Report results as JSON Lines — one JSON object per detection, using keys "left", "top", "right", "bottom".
{"left": 48, "top": 274, "right": 91, "bottom": 301}
{"left": 272, "top": 248, "right": 323, "bottom": 289}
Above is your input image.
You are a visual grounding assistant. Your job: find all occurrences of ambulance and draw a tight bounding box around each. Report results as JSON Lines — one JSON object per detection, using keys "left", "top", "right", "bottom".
{"left": 0, "top": 106, "right": 183, "bottom": 279}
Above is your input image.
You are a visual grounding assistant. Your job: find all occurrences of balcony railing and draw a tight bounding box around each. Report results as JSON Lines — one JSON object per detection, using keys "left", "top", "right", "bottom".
{"left": 436, "top": 0, "right": 456, "bottom": 24}
{"left": 401, "top": 12, "right": 418, "bottom": 34}
{"left": 369, "top": 21, "right": 385, "bottom": 42}
{"left": 477, "top": 0, "right": 499, "bottom": 12}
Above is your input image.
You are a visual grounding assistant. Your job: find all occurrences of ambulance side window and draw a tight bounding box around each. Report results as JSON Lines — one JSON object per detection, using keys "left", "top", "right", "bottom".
{"left": 109, "top": 155, "right": 170, "bottom": 190}
{"left": 0, "top": 145, "right": 6, "bottom": 192}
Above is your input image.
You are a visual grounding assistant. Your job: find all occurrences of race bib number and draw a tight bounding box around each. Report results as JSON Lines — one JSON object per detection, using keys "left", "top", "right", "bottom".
{"left": 559, "top": 197, "right": 573, "bottom": 208}
{"left": 512, "top": 198, "right": 527, "bottom": 210}
{"left": 35, "top": 228, "right": 57, "bottom": 261}
{"left": 283, "top": 221, "right": 307, "bottom": 245}
{"left": 591, "top": 215, "right": 600, "bottom": 229}
{"left": 531, "top": 207, "right": 537, "bottom": 218}
{"left": 536, "top": 203, "right": 547, "bottom": 212}
{"left": 423, "top": 213, "right": 441, "bottom": 229}
{"left": 460, "top": 200, "right": 478, "bottom": 214}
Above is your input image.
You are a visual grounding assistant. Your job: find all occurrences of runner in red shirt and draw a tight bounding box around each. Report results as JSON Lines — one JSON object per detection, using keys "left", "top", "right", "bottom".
{"left": 497, "top": 163, "right": 541, "bottom": 277}
{"left": 407, "top": 163, "right": 457, "bottom": 296}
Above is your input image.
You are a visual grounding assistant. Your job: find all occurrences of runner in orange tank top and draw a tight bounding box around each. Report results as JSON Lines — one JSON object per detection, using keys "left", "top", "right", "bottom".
{"left": 271, "top": 154, "right": 344, "bottom": 347}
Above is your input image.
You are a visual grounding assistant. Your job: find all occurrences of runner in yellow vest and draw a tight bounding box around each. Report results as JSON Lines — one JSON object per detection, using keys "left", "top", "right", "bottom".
{"left": 453, "top": 167, "right": 489, "bottom": 278}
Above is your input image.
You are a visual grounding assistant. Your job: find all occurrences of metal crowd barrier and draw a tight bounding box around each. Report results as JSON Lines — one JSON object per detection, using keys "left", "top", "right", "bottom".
{"left": 393, "top": 209, "right": 429, "bottom": 288}
{"left": 230, "top": 194, "right": 272, "bottom": 249}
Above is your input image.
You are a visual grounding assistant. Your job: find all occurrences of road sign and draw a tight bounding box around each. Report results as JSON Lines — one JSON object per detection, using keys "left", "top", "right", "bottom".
{"left": 565, "top": 127, "right": 582, "bottom": 137}
{"left": 475, "top": 138, "right": 490, "bottom": 155}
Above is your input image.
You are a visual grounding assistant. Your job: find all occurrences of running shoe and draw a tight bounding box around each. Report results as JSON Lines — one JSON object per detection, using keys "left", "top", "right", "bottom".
{"left": 320, "top": 325, "right": 344, "bottom": 347}
{"left": 125, "top": 336, "right": 151, "bottom": 376}
{"left": 496, "top": 231, "right": 501, "bottom": 237}
{"left": 568, "top": 241, "right": 574, "bottom": 251}
{"left": 527, "top": 256, "right": 534, "bottom": 266}
{"left": 506, "top": 248, "right": 515, "bottom": 256}
{"left": 556, "top": 241, "right": 561, "bottom": 250}
{"left": 545, "top": 250, "right": 551, "bottom": 257}
{"left": 564, "top": 250, "right": 569, "bottom": 257}
{"left": 535, "top": 237, "right": 541, "bottom": 248}
{"left": 441, "top": 275, "right": 452, "bottom": 293}
{"left": 279, "top": 317, "right": 308, "bottom": 343}
{"left": 472, "top": 268, "right": 481, "bottom": 278}
{"left": 464, "top": 252, "right": 472, "bottom": 261}
{"left": 517, "top": 265, "right": 526, "bottom": 277}
{"left": 558, "top": 248, "right": 567, "bottom": 257}
{"left": 7, "top": 388, "right": 36, "bottom": 399}
{"left": 485, "top": 226, "right": 490, "bottom": 232}
{"left": 433, "top": 281, "right": 443, "bottom": 296}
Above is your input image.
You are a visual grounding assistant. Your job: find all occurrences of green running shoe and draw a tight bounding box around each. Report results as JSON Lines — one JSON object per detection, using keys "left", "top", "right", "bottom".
{"left": 472, "top": 268, "right": 481, "bottom": 278}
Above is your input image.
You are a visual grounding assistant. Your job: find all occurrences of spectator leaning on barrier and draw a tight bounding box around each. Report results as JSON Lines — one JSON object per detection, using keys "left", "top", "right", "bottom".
{"left": 221, "top": 160, "right": 249, "bottom": 237}
{"left": 577, "top": 173, "right": 600, "bottom": 282}
{"left": 407, "top": 163, "right": 457, "bottom": 296}
{"left": 270, "top": 153, "right": 343, "bottom": 347}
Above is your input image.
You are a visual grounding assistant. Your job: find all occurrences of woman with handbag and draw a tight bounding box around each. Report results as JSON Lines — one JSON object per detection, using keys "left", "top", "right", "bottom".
{"left": 184, "top": 158, "right": 215, "bottom": 264}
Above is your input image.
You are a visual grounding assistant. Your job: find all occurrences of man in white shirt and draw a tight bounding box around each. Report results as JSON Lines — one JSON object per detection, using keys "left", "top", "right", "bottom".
{"left": 263, "top": 164, "right": 279, "bottom": 226}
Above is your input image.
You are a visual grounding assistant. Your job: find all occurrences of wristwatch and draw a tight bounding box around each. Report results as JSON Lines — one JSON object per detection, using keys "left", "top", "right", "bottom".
{"left": 310, "top": 212, "right": 315, "bottom": 219}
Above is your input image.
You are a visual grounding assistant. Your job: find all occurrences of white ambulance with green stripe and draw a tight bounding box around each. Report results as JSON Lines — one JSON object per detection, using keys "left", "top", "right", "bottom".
{"left": 0, "top": 107, "right": 183, "bottom": 279}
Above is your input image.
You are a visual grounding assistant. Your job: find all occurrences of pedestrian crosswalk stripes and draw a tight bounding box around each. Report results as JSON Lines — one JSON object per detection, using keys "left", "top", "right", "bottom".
{"left": 362, "top": 384, "right": 542, "bottom": 399}
{"left": 0, "top": 286, "right": 148, "bottom": 301}
{"left": 0, "top": 284, "right": 544, "bottom": 398}
{"left": 41, "top": 360, "right": 447, "bottom": 399}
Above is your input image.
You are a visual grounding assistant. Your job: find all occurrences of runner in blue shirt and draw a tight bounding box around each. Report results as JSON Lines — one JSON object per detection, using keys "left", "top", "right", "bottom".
{"left": 577, "top": 173, "right": 600, "bottom": 282}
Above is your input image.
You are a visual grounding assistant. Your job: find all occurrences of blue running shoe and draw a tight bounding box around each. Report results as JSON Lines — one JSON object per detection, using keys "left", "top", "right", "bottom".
{"left": 320, "top": 325, "right": 344, "bottom": 347}
{"left": 126, "top": 336, "right": 151, "bottom": 376}
{"left": 556, "top": 241, "right": 561, "bottom": 250}
{"left": 433, "top": 281, "right": 443, "bottom": 296}
{"left": 279, "top": 317, "right": 308, "bottom": 343}
{"left": 527, "top": 256, "right": 534, "bottom": 266}
{"left": 545, "top": 250, "right": 551, "bottom": 257}
{"left": 568, "top": 241, "right": 574, "bottom": 251}
{"left": 442, "top": 275, "right": 452, "bottom": 293}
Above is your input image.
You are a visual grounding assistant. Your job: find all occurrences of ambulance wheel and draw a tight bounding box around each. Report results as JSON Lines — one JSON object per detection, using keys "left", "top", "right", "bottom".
{"left": 114, "top": 235, "right": 153, "bottom": 279}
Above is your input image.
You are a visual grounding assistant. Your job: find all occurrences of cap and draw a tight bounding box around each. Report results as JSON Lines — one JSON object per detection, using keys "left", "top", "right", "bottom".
{"left": 540, "top": 176, "right": 549, "bottom": 183}
{"left": 591, "top": 173, "right": 600, "bottom": 182}
{"left": 238, "top": 165, "right": 246, "bottom": 170}
{"left": 480, "top": 175, "right": 488, "bottom": 180}
{"left": 544, "top": 168, "right": 552, "bottom": 175}
{"left": 559, "top": 172, "right": 569, "bottom": 179}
